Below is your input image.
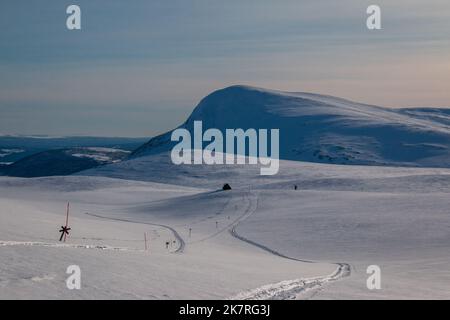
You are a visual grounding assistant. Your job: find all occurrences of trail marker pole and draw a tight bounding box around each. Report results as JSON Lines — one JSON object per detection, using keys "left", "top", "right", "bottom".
{"left": 64, "top": 202, "right": 69, "bottom": 242}
{"left": 144, "top": 232, "right": 148, "bottom": 251}
{"left": 59, "top": 202, "right": 71, "bottom": 242}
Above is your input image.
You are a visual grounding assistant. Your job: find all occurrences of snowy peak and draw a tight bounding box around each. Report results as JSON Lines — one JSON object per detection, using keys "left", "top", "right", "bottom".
{"left": 188, "top": 85, "right": 385, "bottom": 122}
{"left": 132, "top": 85, "right": 450, "bottom": 167}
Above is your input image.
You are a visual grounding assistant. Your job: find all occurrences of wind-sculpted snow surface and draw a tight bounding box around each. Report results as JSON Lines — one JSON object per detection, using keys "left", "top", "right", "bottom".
{"left": 0, "top": 175, "right": 337, "bottom": 299}
{"left": 2, "top": 156, "right": 450, "bottom": 298}
{"left": 83, "top": 155, "right": 450, "bottom": 299}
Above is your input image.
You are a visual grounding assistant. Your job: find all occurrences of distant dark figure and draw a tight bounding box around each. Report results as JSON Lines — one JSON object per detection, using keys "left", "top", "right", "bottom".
{"left": 222, "top": 183, "right": 232, "bottom": 191}
{"left": 165, "top": 241, "right": 170, "bottom": 249}
{"left": 294, "top": 185, "right": 298, "bottom": 190}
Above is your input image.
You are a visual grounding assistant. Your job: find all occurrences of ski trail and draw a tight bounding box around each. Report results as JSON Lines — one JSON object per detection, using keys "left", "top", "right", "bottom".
{"left": 84, "top": 212, "right": 185, "bottom": 253}
{"left": 229, "top": 192, "right": 313, "bottom": 263}
{"left": 188, "top": 191, "right": 256, "bottom": 244}
{"left": 175, "top": 191, "right": 234, "bottom": 229}
{"left": 0, "top": 240, "right": 144, "bottom": 252}
{"left": 229, "top": 190, "right": 351, "bottom": 300}
{"left": 230, "top": 263, "right": 351, "bottom": 300}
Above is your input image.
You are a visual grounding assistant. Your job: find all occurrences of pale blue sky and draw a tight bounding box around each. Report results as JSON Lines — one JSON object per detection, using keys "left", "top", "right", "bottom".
{"left": 1, "top": 0, "right": 449, "bottom": 136}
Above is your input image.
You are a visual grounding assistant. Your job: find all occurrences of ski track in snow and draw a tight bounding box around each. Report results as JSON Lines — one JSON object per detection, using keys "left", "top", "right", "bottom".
{"left": 80, "top": 190, "right": 351, "bottom": 299}
{"left": 188, "top": 190, "right": 257, "bottom": 244}
{"left": 0, "top": 189, "right": 351, "bottom": 299}
{"left": 84, "top": 212, "right": 185, "bottom": 253}
{"left": 0, "top": 240, "right": 143, "bottom": 252}
{"left": 85, "top": 190, "right": 351, "bottom": 299}
{"left": 230, "top": 263, "right": 351, "bottom": 300}
{"left": 228, "top": 190, "right": 351, "bottom": 300}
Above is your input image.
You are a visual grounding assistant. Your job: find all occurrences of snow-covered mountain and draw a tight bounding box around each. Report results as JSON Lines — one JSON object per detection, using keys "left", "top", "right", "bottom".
{"left": 0, "top": 135, "right": 147, "bottom": 164}
{"left": 132, "top": 85, "right": 450, "bottom": 167}
{"left": 0, "top": 136, "right": 148, "bottom": 177}
{"left": 2, "top": 147, "right": 130, "bottom": 178}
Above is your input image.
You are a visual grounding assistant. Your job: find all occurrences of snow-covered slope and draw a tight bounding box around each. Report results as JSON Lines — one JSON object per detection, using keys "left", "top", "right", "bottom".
{"left": 2, "top": 160, "right": 450, "bottom": 299}
{"left": 3, "top": 147, "right": 130, "bottom": 178}
{"left": 132, "top": 85, "right": 450, "bottom": 167}
{"left": 0, "top": 135, "right": 147, "bottom": 164}
{"left": 82, "top": 151, "right": 450, "bottom": 191}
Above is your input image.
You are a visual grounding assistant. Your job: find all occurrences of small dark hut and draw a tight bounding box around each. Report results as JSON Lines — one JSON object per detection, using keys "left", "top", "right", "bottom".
{"left": 222, "top": 183, "right": 232, "bottom": 191}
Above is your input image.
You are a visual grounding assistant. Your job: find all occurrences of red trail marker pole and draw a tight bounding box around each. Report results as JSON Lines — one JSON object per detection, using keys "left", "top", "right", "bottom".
{"left": 59, "top": 202, "right": 71, "bottom": 242}
{"left": 64, "top": 202, "right": 70, "bottom": 242}
{"left": 144, "top": 232, "right": 148, "bottom": 251}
